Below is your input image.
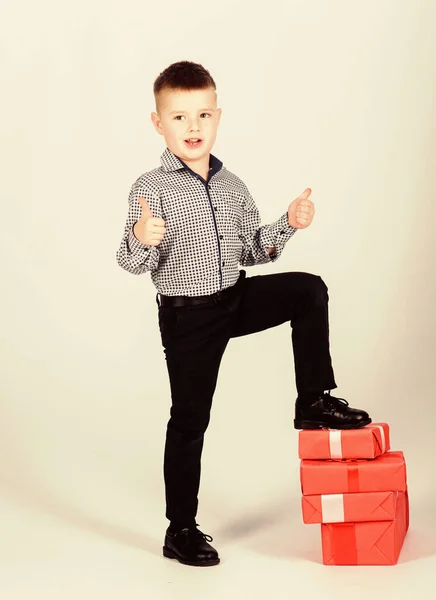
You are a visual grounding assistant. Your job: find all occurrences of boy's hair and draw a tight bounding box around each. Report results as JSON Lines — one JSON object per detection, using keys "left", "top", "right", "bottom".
{"left": 153, "top": 61, "right": 216, "bottom": 113}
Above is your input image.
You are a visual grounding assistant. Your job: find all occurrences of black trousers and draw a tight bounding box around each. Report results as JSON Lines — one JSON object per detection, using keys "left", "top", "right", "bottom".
{"left": 156, "top": 270, "right": 337, "bottom": 528}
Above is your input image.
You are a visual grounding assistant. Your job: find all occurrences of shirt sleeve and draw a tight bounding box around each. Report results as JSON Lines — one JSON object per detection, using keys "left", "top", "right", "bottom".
{"left": 116, "top": 178, "right": 162, "bottom": 275}
{"left": 239, "top": 183, "right": 297, "bottom": 266}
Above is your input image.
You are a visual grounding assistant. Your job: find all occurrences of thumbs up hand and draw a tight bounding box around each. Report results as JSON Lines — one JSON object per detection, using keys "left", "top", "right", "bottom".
{"left": 287, "top": 188, "right": 315, "bottom": 229}
{"left": 133, "top": 196, "right": 166, "bottom": 246}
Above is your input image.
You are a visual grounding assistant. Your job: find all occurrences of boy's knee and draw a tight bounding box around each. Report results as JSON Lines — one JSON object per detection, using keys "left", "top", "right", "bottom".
{"left": 316, "top": 274, "right": 328, "bottom": 292}
{"left": 167, "top": 414, "right": 211, "bottom": 441}
{"left": 305, "top": 274, "right": 328, "bottom": 304}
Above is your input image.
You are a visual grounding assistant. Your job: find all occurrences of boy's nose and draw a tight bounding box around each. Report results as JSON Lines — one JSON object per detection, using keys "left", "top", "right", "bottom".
{"left": 188, "top": 119, "right": 201, "bottom": 130}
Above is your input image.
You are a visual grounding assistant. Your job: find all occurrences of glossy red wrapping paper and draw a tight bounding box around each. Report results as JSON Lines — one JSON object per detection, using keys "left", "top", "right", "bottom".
{"left": 321, "top": 489, "right": 409, "bottom": 565}
{"left": 300, "top": 451, "right": 407, "bottom": 496}
{"left": 302, "top": 490, "right": 398, "bottom": 524}
{"left": 298, "top": 423, "right": 390, "bottom": 460}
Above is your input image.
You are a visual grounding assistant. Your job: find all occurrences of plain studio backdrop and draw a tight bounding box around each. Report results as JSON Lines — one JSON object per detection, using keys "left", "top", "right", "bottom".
{"left": 1, "top": 0, "right": 436, "bottom": 598}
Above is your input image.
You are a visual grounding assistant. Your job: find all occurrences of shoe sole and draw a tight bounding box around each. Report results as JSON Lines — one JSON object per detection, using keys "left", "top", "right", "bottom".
{"left": 294, "top": 417, "right": 372, "bottom": 430}
{"left": 163, "top": 545, "right": 220, "bottom": 566}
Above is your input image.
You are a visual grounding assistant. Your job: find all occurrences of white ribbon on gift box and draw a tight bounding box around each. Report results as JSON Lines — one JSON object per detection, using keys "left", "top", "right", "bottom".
{"left": 328, "top": 424, "right": 386, "bottom": 459}
{"left": 372, "top": 424, "right": 386, "bottom": 454}
{"left": 328, "top": 430, "right": 343, "bottom": 459}
{"left": 321, "top": 493, "right": 345, "bottom": 522}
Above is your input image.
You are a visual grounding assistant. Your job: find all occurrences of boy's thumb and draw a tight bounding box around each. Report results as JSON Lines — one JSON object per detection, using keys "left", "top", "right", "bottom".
{"left": 301, "top": 187, "right": 312, "bottom": 199}
{"left": 138, "top": 196, "right": 152, "bottom": 217}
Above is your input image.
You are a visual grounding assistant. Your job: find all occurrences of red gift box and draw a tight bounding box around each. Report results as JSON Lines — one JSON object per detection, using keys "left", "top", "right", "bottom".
{"left": 302, "top": 490, "right": 398, "bottom": 524}
{"left": 298, "top": 423, "right": 390, "bottom": 460}
{"left": 300, "top": 451, "right": 407, "bottom": 496}
{"left": 321, "top": 489, "right": 409, "bottom": 565}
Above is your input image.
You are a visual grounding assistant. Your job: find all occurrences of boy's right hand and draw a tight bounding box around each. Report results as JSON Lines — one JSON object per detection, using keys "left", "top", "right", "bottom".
{"left": 133, "top": 197, "right": 166, "bottom": 246}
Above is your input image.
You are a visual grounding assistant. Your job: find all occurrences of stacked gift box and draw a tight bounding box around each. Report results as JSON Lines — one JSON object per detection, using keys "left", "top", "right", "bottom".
{"left": 298, "top": 423, "right": 409, "bottom": 565}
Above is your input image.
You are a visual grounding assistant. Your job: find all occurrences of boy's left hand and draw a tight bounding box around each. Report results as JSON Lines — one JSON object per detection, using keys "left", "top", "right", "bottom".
{"left": 288, "top": 188, "right": 315, "bottom": 228}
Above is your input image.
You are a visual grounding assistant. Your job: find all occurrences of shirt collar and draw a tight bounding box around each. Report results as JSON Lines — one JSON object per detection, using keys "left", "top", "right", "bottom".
{"left": 160, "top": 146, "right": 223, "bottom": 176}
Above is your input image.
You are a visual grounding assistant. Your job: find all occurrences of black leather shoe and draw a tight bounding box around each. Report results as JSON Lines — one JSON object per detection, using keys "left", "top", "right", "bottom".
{"left": 163, "top": 524, "right": 220, "bottom": 567}
{"left": 294, "top": 390, "right": 372, "bottom": 430}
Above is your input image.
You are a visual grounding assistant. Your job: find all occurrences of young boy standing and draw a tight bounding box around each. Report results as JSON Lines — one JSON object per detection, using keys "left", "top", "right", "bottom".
{"left": 116, "top": 61, "right": 372, "bottom": 567}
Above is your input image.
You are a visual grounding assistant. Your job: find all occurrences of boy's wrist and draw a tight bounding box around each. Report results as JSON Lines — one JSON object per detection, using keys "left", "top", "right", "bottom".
{"left": 130, "top": 223, "right": 151, "bottom": 250}
{"left": 133, "top": 221, "right": 146, "bottom": 243}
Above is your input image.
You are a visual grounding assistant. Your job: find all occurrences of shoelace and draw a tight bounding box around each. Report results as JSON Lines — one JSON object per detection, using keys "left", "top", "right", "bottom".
{"left": 178, "top": 524, "right": 213, "bottom": 543}
{"left": 322, "top": 390, "right": 349, "bottom": 411}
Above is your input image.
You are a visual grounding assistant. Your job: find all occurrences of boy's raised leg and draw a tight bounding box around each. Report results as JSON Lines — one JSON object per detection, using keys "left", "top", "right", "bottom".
{"left": 227, "top": 271, "right": 371, "bottom": 430}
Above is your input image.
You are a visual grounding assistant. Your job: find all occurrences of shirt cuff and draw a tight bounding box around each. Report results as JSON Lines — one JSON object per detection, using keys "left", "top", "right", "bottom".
{"left": 261, "top": 212, "right": 297, "bottom": 258}
{"left": 270, "top": 212, "right": 297, "bottom": 240}
{"left": 128, "top": 225, "right": 155, "bottom": 254}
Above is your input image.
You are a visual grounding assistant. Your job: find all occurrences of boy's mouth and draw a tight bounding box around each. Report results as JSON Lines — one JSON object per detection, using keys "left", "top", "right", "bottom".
{"left": 184, "top": 138, "right": 203, "bottom": 148}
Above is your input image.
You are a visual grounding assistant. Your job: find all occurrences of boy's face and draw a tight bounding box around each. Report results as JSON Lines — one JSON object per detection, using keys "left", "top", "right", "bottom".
{"left": 151, "top": 87, "right": 221, "bottom": 169}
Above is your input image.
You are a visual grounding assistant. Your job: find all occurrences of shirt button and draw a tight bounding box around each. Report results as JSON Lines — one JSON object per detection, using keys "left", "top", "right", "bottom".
{"left": 280, "top": 230, "right": 285, "bottom": 234}
{"left": 219, "top": 235, "right": 223, "bottom": 240}
{"left": 214, "top": 206, "right": 217, "bottom": 211}
{"left": 222, "top": 261, "right": 225, "bottom": 267}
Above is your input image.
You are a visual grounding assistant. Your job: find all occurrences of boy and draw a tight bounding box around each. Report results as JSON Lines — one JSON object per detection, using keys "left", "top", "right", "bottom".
{"left": 116, "top": 61, "right": 372, "bottom": 567}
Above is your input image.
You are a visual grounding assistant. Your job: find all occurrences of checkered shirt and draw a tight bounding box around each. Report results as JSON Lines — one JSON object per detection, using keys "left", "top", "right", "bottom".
{"left": 116, "top": 147, "right": 297, "bottom": 296}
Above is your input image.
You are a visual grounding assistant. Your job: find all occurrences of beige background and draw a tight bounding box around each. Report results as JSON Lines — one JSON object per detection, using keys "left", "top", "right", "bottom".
{"left": 1, "top": 0, "right": 435, "bottom": 597}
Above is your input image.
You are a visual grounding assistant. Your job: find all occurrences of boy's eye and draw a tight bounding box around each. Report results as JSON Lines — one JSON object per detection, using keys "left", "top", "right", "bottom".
{"left": 174, "top": 113, "right": 211, "bottom": 120}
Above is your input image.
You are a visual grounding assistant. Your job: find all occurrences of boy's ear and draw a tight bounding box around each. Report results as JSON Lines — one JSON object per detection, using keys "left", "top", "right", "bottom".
{"left": 150, "top": 112, "right": 164, "bottom": 135}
